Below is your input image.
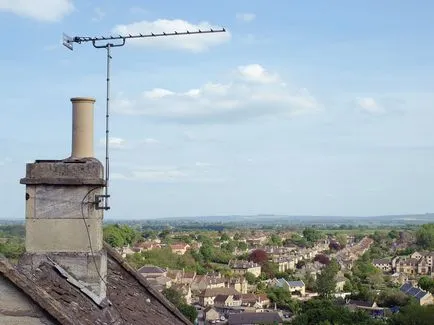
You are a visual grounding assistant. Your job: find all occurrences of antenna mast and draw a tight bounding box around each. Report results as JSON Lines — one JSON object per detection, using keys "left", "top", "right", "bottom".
{"left": 62, "top": 28, "right": 226, "bottom": 210}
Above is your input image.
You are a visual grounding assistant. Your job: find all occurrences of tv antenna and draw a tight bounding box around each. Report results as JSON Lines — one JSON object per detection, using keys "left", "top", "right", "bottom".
{"left": 62, "top": 27, "right": 226, "bottom": 210}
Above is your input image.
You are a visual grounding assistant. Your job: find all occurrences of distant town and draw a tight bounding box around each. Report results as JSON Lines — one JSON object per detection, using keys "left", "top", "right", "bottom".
{"left": 2, "top": 219, "right": 433, "bottom": 324}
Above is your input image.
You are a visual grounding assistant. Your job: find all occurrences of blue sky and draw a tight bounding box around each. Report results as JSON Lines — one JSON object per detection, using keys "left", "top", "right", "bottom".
{"left": 1, "top": 0, "right": 434, "bottom": 219}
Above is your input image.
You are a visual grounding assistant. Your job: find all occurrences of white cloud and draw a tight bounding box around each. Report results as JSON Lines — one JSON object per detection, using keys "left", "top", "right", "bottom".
{"left": 112, "top": 19, "right": 230, "bottom": 52}
{"left": 0, "top": 0, "right": 74, "bottom": 22}
{"left": 356, "top": 97, "right": 384, "bottom": 114}
{"left": 100, "top": 137, "right": 127, "bottom": 149}
{"left": 113, "top": 64, "right": 320, "bottom": 122}
{"left": 92, "top": 7, "right": 105, "bottom": 22}
{"left": 236, "top": 13, "right": 256, "bottom": 22}
{"left": 237, "top": 64, "right": 280, "bottom": 84}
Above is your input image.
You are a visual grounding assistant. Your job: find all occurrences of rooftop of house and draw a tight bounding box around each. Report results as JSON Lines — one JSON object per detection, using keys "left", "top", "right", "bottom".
{"left": 227, "top": 312, "right": 284, "bottom": 325}
{"left": 230, "top": 260, "right": 260, "bottom": 269}
{"left": 0, "top": 244, "right": 191, "bottom": 325}
{"left": 200, "top": 287, "right": 241, "bottom": 298}
{"left": 138, "top": 265, "right": 167, "bottom": 274}
{"left": 400, "top": 282, "right": 431, "bottom": 300}
{"left": 372, "top": 258, "right": 391, "bottom": 265}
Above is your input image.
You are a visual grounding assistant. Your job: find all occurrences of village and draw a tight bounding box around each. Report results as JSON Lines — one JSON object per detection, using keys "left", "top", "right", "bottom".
{"left": 113, "top": 227, "right": 434, "bottom": 324}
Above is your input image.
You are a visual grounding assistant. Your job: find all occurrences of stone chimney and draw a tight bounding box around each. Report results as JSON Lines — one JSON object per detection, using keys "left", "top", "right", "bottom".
{"left": 20, "top": 97, "right": 107, "bottom": 300}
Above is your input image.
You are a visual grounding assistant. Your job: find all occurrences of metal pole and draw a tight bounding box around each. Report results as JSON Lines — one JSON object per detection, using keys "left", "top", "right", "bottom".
{"left": 105, "top": 44, "right": 111, "bottom": 209}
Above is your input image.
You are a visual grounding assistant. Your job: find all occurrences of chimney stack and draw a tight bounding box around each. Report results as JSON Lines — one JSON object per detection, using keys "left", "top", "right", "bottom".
{"left": 71, "top": 97, "right": 95, "bottom": 159}
{"left": 20, "top": 97, "right": 107, "bottom": 300}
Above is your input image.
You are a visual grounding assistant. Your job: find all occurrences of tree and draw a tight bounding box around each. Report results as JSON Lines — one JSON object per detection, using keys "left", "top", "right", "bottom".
{"left": 389, "top": 303, "right": 434, "bottom": 325}
{"left": 418, "top": 276, "right": 434, "bottom": 293}
{"left": 245, "top": 272, "right": 258, "bottom": 284}
{"left": 315, "top": 261, "right": 338, "bottom": 298}
{"left": 302, "top": 228, "right": 324, "bottom": 243}
{"left": 237, "top": 241, "right": 248, "bottom": 251}
{"left": 103, "top": 224, "right": 141, "bottom": 248}
{"left": 199, "top": 243, "right": 214, "bottom": 262}
{"left": 291, "top": 298, "right": 382, "bottom": 325}
{"left": 163, "top": 287, "right": 198, "bottom": 323}
{"left": 177, "top": 304, "right": 198, "bottom": 323}
{"left": 221, "top": 241, "right": 236, "bottom": 254}
{"left": 248, "top": 249, "right": 269, "bottom": 265}
{"left": 416, "top": 224, "right": 434, "bottom": 250}
{"left": 388, "top": 229, "right": 399, "bottom": 239}
{"left": 266, "top": 287, "right": 299, "bottom": 312}
{"left": 220, "top": 233, "right": 230, "bottom": 242}
{"left": 377, "top": 289, "right": 410, "bottom": 307}
{"left": 313, "top": 254, "right": 330, "bottom": 265}
{"left": 335, "top": 233, "right": 347, "bottom": 249}
{"left": 261, "top": 262, "right": 279, "bottom": 278}
{"left": 269, "top": 234, "right": 282, "bottom": 246}
{"left": 162, "top": 287, "right": 185, "bottom": 307}
{"left": 0, "top": 238, "right": 25, "bottom": 260}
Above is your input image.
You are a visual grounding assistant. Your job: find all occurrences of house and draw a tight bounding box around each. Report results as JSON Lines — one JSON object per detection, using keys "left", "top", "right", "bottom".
{"left": 226, "top": 277, "right": 248, "bottom": 294}
{"left": 138, "top": 265, "right": 167, "bottom": 278}
{"left": 203, "top": 306, "right": 220, "bottom": 323}
{"left": 246, "top": 235, "right": 268, "bottom": 246}
{"left": 257, "top": 294, "right": 270, "bottom": 308}
{"left": 397, "top": 258, "right": 419, "bottom": 275}
{"left": 181, "top": 271, "right": 196, "bottom": 285}
{"left": 400, "top": 282, "right": 434, "bottom": 306}
{"left": 198, "top": 287, "right": 241, "bottom": 306}
{"left": 170, "top": 243, "right": 190, "bottom": 255}
{"left": 272, "top": 278, "right": 306, "bottom": 295}
{"left": 147, "top": 276, "right": 172, "bottom": 291}
{"left": 390, "top": 272, "right": 408, "bottom": 285}
{"left": 214, "top": 294, "right": 242, "bottom": 308}
{"left": 417, "top": 257, "right": 430, "bottom": 275}
{"left": 241, "top": 293, "right": 257, "bottom": 307}
{"left": 0, "top": 97, "right": 191, "bottom": 324}
{"left": 372, "top": 258, "right": 392, "bottom": 272}
{"left": 273, "top": 257, "right": 295, "bottom": 272}
{"left": 345, "top": 300, "right": 386, "bottom": 317}
{"left": 228, "top": 312, "right": 284, "bottom": 325}
{"left": 167, "top": 269, "right": 184, "bottom": 283}
{"left": 229, "top": 260, "right": 261, "bottom": 277}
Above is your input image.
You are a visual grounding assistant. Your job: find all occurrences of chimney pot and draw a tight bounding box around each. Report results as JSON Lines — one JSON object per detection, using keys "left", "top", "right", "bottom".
{"left": 70, "top": 97, "right": 95, "bottom": 159}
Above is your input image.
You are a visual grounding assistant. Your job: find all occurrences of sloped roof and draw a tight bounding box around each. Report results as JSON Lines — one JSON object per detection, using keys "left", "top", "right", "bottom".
{"left": 138, "top": 265, "right": 167, "bottom": 274}
{"left": 0, "top": 244, "right": 192, "bottom": 325}
{"left": 228, "top": 312, "right": 283, "bottom": 325}
{"left": 200, "top": 287, "right": 240, "bottom": 298}
{"left": 400, "top": 282, "right": 431, "bottom": 301}
{"left": 287, "top": 280, "right": 305, "bottom": 287}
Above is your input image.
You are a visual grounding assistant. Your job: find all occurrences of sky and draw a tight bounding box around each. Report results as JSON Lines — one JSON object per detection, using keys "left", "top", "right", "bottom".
{"left": 1, "top": 0, "right": 434, "bottom": 220}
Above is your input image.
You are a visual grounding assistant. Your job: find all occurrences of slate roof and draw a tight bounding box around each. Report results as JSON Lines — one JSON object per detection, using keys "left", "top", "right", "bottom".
{"left": 0, "top": 244, "right": 192, "bottom": 325}
{"left": 372, "top": 258, "right": 391, "bottom": 265}
{"left": 400, "top": 282, "right": 431, "bottom": 301}
{"left": 137, "top": 265, "right": 167, "bottom": 274}
{"left": 228, "top": 312, "right": 284, "bottom": 325}
{"left": 200, "top": 287, "right": 240, "bottom": 298}
{"left": 287, "top": 280, "right": 305, "bottom": 287}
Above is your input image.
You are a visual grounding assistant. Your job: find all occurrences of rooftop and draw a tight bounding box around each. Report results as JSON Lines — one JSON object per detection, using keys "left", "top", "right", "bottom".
{"left": 0, "top": 244, "right": 191, "bottom": 325}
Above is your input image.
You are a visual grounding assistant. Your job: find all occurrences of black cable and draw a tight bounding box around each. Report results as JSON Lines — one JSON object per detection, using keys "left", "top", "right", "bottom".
{"left": 80, "top": 187, "right": 126, "bottom": 325}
